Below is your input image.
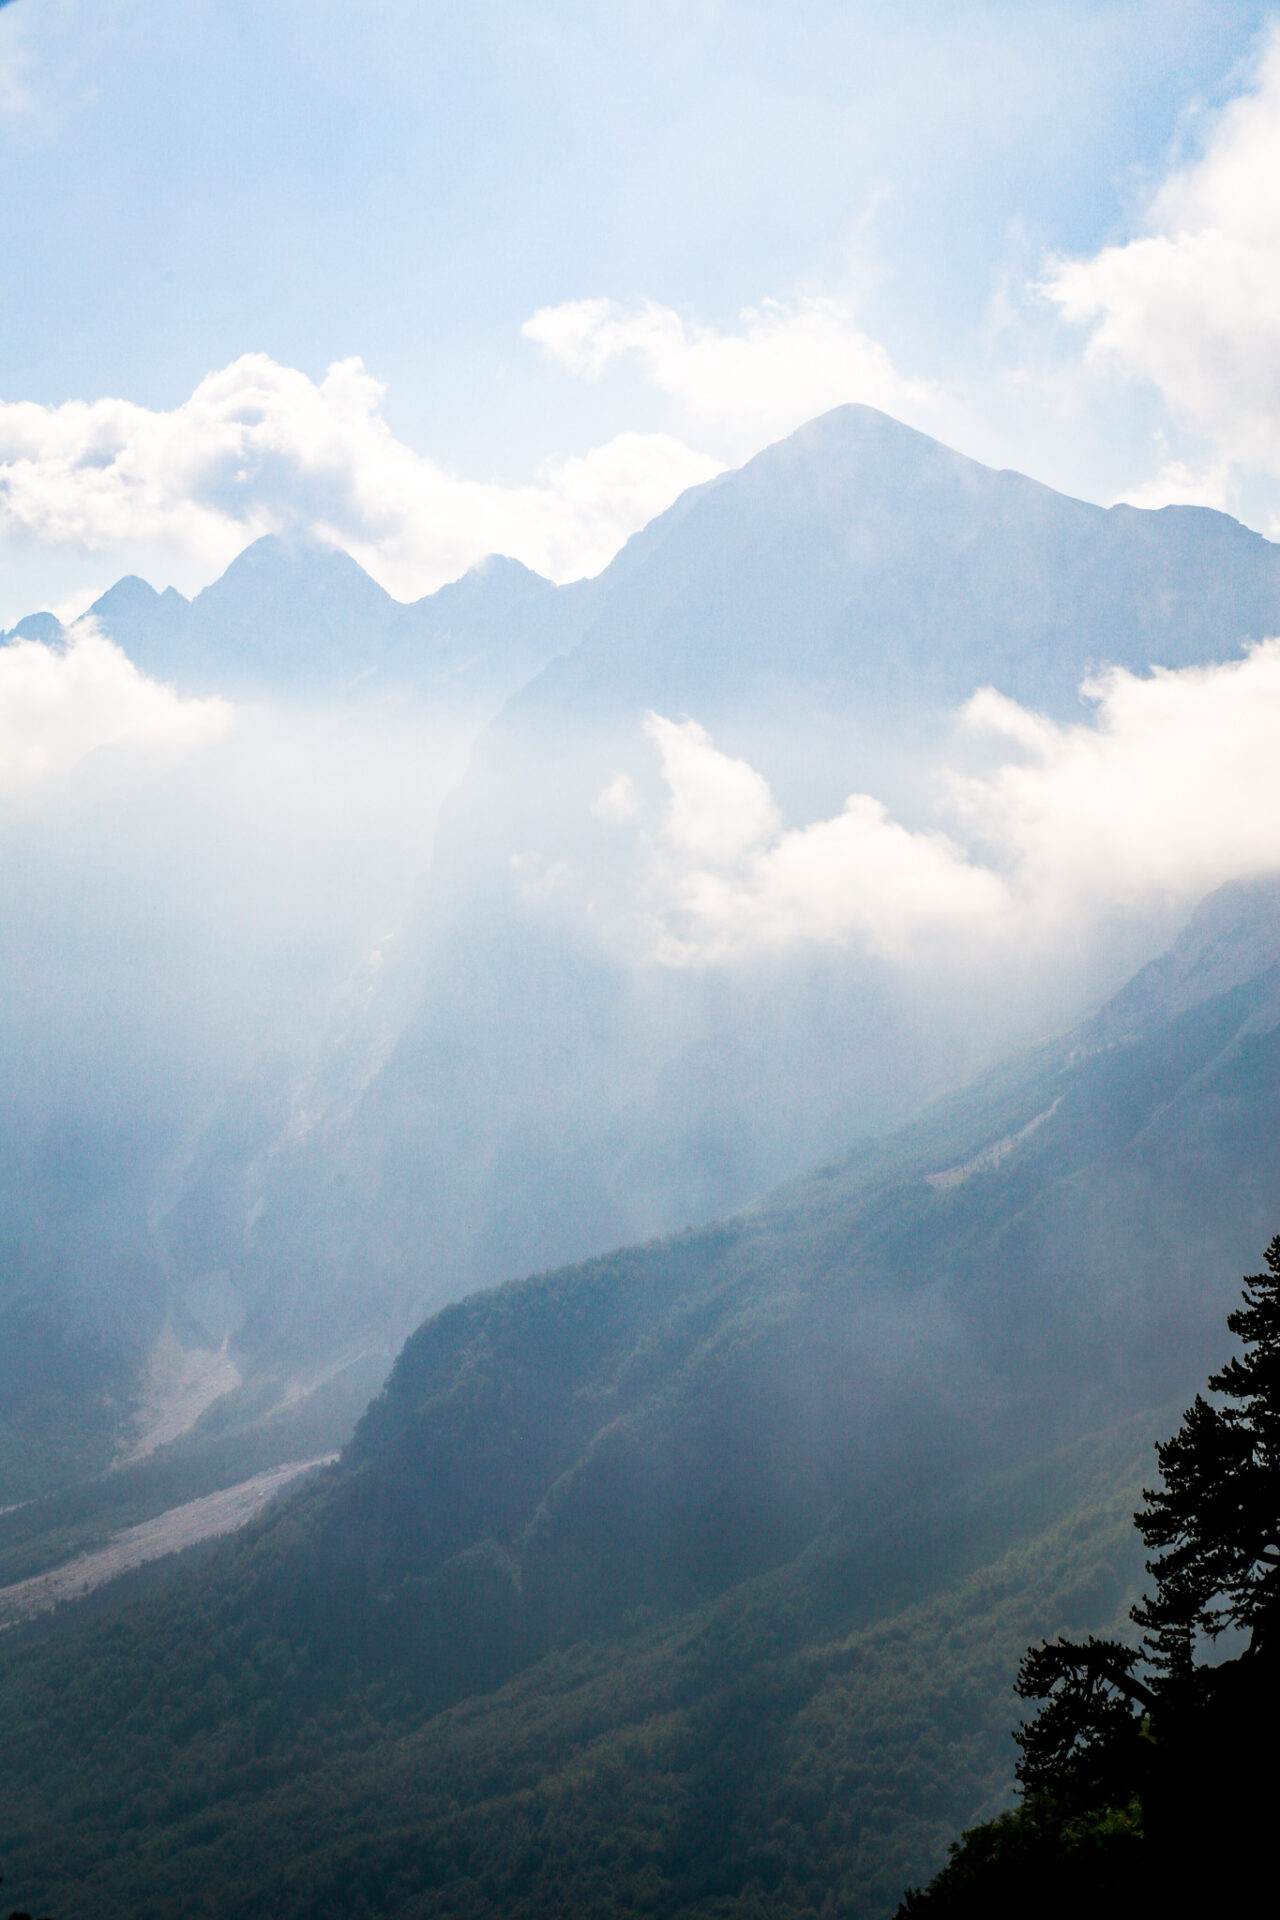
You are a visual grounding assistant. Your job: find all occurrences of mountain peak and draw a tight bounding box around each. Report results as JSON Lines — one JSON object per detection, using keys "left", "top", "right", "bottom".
{"left": 90, "top": 575, "right": 191, "bottom": 623}
{"left": 194, "top": 533, "right": 396, "bottom": 609}
{"left": 3, "top": 610, "right": 65, "bottom": 646}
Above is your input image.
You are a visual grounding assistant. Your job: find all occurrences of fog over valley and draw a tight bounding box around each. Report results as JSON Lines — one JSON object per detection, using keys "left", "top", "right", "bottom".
{"left": 7, "top": 406, "right": 1280, "bottom": 1442}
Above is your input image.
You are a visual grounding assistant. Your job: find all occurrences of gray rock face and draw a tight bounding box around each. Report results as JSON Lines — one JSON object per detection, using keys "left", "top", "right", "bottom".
{"left": 84, "top": 538, "right": 588, "bottom": 707}
{"left": 1089, "top": 876, "right": 1280, "bottom": 1047}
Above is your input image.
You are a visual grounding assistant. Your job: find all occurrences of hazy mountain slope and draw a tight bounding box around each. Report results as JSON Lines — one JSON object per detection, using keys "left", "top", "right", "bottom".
{"left": 2, "top": 887, "right": 1277, "bottom": 1916}
{"left": 13, "top": 407, "right": 1280, "bottom": 1473}
{"left": 300, "top": 878, "right": 1280, "bottom": 1652}
{"left": 167, "top": 408, "right": 1280, "bottom": 1363}
{"left": 0, "top": 539, "right": 596, "bottom": 1489}
{"left": 82, "top": 537, "right": 591, "bottom": 703}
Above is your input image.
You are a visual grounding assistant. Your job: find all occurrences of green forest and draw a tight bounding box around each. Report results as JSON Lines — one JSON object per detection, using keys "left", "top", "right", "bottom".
{"left": 4, "top": 931, "right": 1280, "bottom": 1916}
{"left": 0, "top": 1416, "right": 1150, "bottom": 1917}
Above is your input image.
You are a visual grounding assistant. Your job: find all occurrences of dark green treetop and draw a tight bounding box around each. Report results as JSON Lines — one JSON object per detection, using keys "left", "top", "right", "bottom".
{"left": 899, "top": 1234, "right": 1280, "bottom": 1913}
{"left": 1131, "top": 1233, "right": 1280, "bottom": 1671}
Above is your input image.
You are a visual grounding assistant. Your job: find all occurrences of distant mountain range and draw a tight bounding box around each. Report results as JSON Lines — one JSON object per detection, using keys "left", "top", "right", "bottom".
{"left": 3, "top": 538, "right": 592, "bottom": 708}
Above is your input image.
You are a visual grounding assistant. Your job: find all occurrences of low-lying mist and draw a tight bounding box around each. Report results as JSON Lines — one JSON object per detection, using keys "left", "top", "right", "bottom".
{"left": 8, "top": 516, "right": 1280, "bottom": 1420}
{"left": 0, "top": 627, "right": 472, "bottom": 1352}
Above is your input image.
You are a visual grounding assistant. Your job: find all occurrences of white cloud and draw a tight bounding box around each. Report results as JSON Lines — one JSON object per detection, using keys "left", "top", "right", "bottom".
{"left": 1044, "top": 26, "right": 1280, "bottom": 477}
{"left": 592, "top": 773, "right": 639, "bottom": 825}
{"left": 955, "top": 640, "right": 1280, "bottom": 911}
{"left": 619, "top": 714, "right": 1009, "bottom": 962}
{"left": 0, "top": 619, "right": 231, "bottom": 795}
{"left": 523, "top": 294, "right": 943, "bottom": 457}
{"left": 1113, "top": 458, "right": 1234, "bottom": 514}
{"left": 594, "top": 644, "right": 1280, "bottom": 964}
{"left": 644, "top": 712, "right": 779, "bottom": 862}
{"left": 0, "top": 354, "right": 721, "bottom": 602}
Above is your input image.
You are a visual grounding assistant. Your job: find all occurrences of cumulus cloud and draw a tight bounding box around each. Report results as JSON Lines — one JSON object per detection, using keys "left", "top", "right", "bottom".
{"left": 608, "top": 713, "right": 1010, "bottom": 962}
{"left": 593, "top": 645, "right": 1280, "bottom": 964}
{"left": 523, "top": 295, "right": 943, "bottom": 456}
{"left": 1044, "top": 26, "right": 1280, "bottom": 478}
{"left": 0, "top": 354, "right": 720, "bottom": 602}
{"left": 644, "top": 713, "right": 779, "bottom": 862}
{"left": 955, "top": 640, "right": 1280, "bottom": 910}
{"left": 0, "top": 619, "right": 230, "bottom": 795}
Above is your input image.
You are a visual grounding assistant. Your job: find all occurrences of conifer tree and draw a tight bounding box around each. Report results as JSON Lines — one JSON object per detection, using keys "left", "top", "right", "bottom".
{"left": 1012, "top": 1233, "right": 1280, "bottom": 1795}
{"left": 898, "top": 1235, "right": 1280, "bottom": 1914}
{"left": 1132, "top": 1233, "right": 1280, "bottom": 1665}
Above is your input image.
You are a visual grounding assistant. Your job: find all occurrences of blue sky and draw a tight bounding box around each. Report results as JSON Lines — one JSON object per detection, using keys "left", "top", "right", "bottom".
{"left": 3, "top": 0, "right": 1280, "bottom": 619}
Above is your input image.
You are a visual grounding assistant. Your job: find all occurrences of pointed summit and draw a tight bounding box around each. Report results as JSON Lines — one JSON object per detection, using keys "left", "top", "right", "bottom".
{"left": 186, "top": 535, "right": 399, "bottom": 687}
{"left": 89, "top": 576, "right": 192, "bottom": 679}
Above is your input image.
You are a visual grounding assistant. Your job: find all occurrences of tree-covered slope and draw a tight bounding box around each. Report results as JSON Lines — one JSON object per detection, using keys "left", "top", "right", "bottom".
{"left": 4, "top": 880, "right": 1280, "bottom": 1914}
{"left": 303, "top": 877, "right": 1280, "bottom": 1657}
{"left": 0, "top": 1412, "right": 1151, "bottom": 1920}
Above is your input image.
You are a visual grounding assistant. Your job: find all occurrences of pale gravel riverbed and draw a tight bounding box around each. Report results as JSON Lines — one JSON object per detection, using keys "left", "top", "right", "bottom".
{"left": 0, "top": 1454, "right": 337, "bottom": 1629}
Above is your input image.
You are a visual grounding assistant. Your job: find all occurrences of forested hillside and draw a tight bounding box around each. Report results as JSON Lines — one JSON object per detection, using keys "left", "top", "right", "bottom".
{"left": 3, "top": 877, "right": 1280, "bottom": 1915}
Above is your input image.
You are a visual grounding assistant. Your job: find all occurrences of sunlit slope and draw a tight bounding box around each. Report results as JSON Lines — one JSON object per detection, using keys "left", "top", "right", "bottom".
{"left": 307, "top": 879, "right": 1280, "bottom": 1650}
{"left": 3, "top": 882, "right": 1279, "bottom": 1915}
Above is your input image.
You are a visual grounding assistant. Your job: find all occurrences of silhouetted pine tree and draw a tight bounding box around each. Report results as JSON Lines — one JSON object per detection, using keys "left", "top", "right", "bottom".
{"left": 897, "top": 1234, "right": 1280, "bottom": 1915}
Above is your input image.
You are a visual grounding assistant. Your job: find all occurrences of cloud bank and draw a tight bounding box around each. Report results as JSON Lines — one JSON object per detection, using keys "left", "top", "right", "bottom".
{"left": 632, "top": 714, "right": 1004, "bottom": 960}
{"left": 524, "top": 295, "right": 942, "bottom": 458}
{"left": 590, "top": 643, "right": 1280, "bottom": 964}
{"left": 1045, "top": 25, "right": 1280, "bottom": 493}
{"left": 0, "top": 355, "right": 720, "bottom": 603}
{"left": 0, "top": 619, "right": 230, "bottom": 796}
{"left": 957, "top": 643, "right": 1280, "bottom": 907}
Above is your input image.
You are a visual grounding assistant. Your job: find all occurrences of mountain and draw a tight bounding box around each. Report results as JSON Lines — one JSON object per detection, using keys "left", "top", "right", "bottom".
{"left": 156, "top": 406, "right": 1280, "bottom": 1368}
{"left": 453, "top": 403, "right": 1280, "bottom": 827}
{"left": 0, "top": 538, "right": 600, "bottom": 1494}
{"left": 0, "top": 610, "right": 66, "bottom": 645}
{"left": 520, "top": 402, "right": 1280, "bottom": 702}
{"left": 3, "top": 877, "right": 1280, "bottom": 1917}
{"left": 78, "top": 537, "right": 594, "bottom": 704}
{"left": 9, "top": 403, "right": 1280, "bottom": 1493}
{"left": 304, "top": 874, "right": 1280, "bottom": 1640}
